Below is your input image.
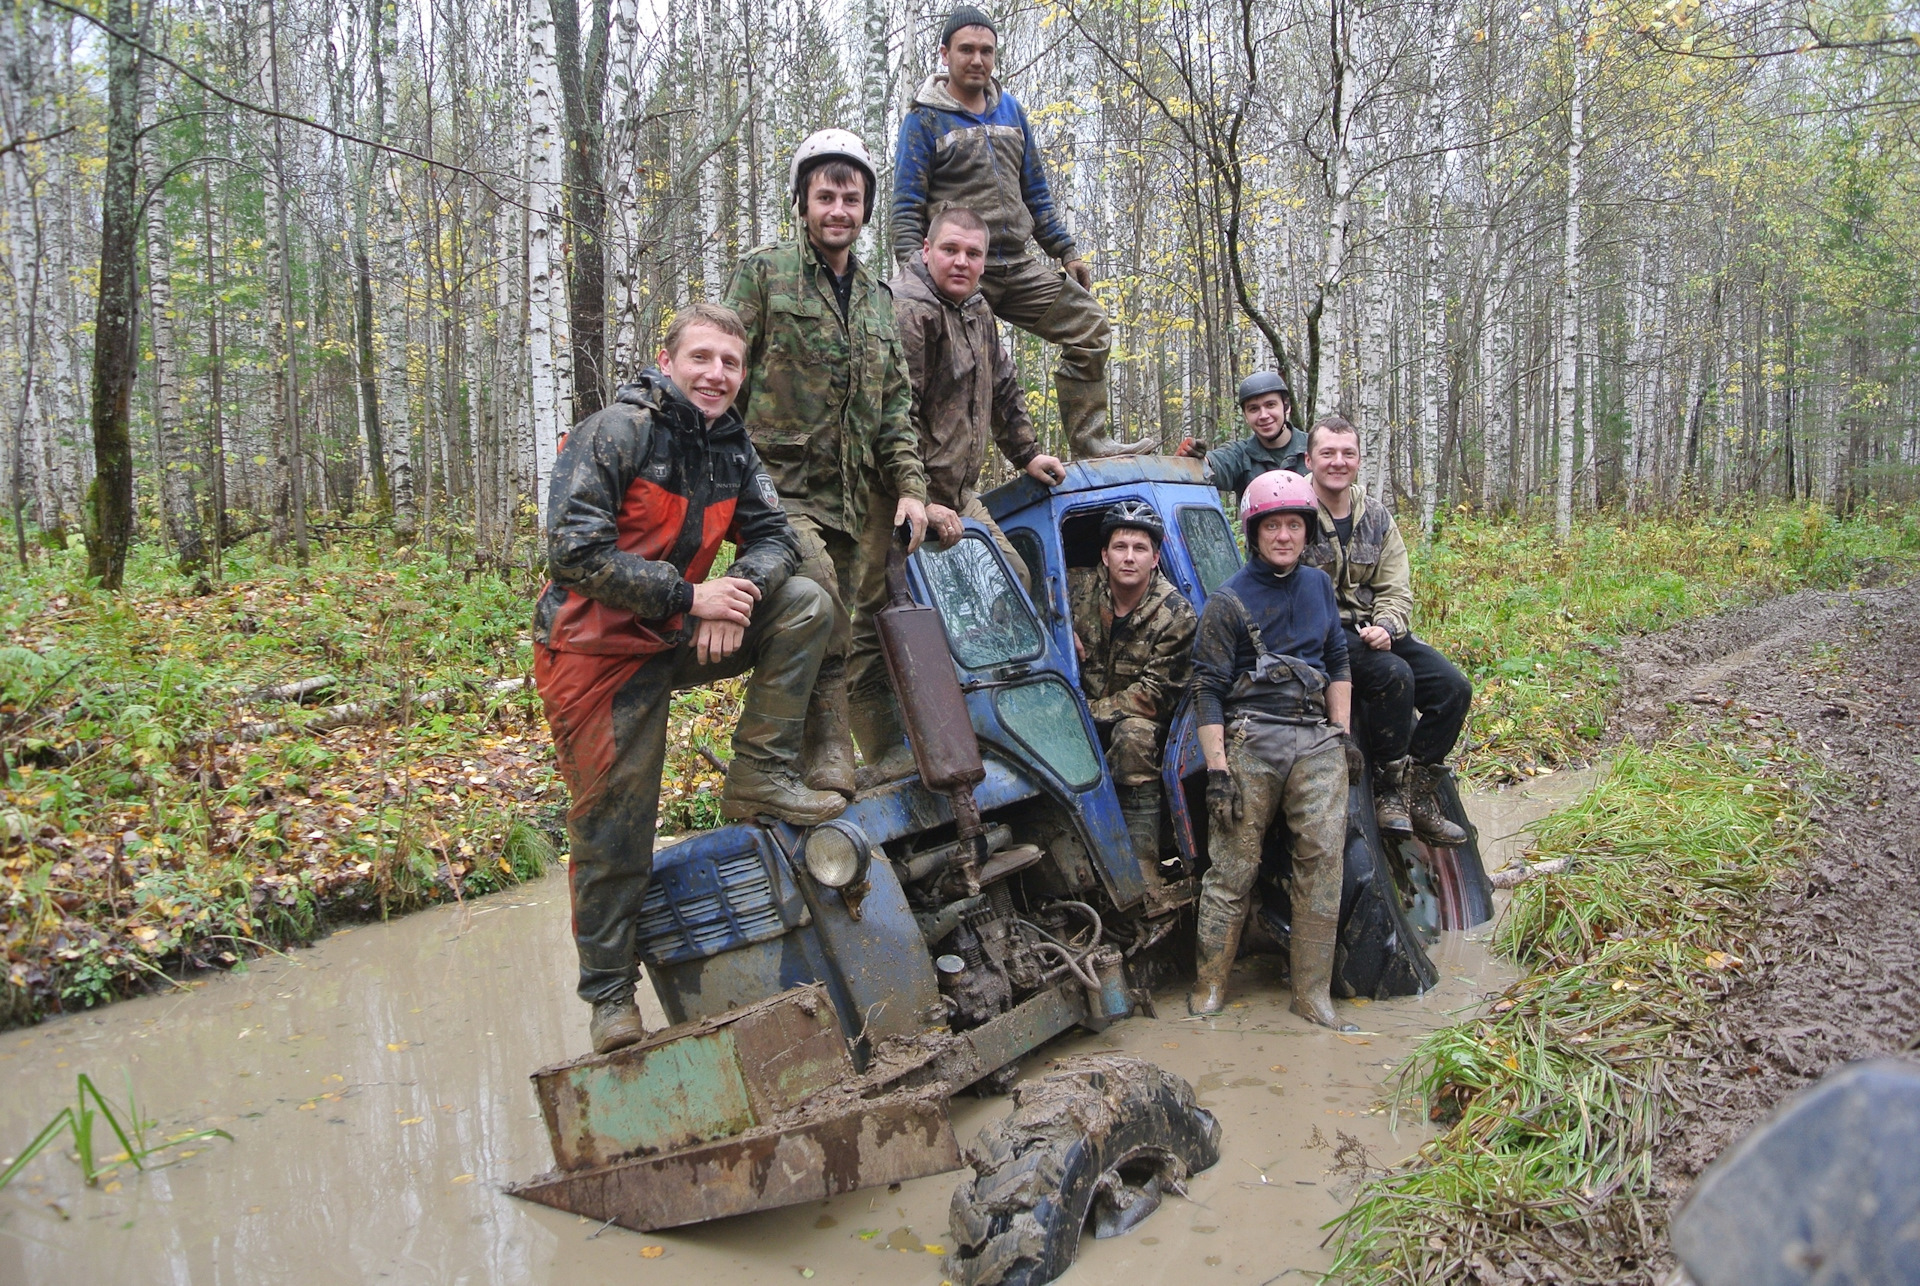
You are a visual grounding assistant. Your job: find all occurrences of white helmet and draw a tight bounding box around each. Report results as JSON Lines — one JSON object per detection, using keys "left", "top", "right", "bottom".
{"left": 790, "top": 128, "right": 878, "bottom": 223}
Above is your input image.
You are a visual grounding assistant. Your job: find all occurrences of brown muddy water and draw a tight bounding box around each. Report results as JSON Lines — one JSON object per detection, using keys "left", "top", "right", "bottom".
{"left": 0, "top": 769, "right": 1597, "bottom": 1285}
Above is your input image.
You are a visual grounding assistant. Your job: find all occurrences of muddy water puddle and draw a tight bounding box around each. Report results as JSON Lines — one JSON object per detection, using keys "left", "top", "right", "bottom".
{"left": 0, "top": 769, "right": 1596, "bottom": 1284}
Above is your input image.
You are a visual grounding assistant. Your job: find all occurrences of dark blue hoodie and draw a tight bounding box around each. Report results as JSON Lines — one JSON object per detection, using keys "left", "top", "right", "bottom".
{"left": 1190, "top": 556, "right": 1350, "bottom": 728}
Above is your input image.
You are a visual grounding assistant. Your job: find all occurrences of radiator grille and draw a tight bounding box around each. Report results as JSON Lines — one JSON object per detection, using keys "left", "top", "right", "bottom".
{"left": 637, "top": 843, "right": 794, "bottom": 965}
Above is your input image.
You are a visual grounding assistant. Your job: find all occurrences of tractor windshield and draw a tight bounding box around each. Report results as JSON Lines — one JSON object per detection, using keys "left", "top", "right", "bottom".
{"left": 1178, "top": 505, "right": 1241, "bottom": 596}
{"left": 920, "top": 532, "right": 1045, "bottom": 669}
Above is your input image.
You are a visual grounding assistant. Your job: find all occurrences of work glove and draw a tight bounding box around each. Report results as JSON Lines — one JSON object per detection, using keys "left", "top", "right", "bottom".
{"left": 1341, "top": 732, "right": 1366, "bottom": 782}
{"left": 1207, "top": 768, "right": 1243, "bottom": 827}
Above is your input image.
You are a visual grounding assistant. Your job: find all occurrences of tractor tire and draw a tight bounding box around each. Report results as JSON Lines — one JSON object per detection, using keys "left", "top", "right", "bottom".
{"left": 946, "top": 1055, "right": 1221, "bottom": 1286}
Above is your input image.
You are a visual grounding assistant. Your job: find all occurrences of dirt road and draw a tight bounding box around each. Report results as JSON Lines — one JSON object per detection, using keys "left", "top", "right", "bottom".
{"left": 1614, "top": 579, "right": 1920, "bottom": 1237}
{"left": 0, "top": 778, "right": 1586, "bottom": 1286}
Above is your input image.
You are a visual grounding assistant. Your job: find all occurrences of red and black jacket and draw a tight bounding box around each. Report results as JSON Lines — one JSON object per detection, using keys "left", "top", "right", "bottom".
{"left": 533, "top": 374, "right": 799, "bottom": 658}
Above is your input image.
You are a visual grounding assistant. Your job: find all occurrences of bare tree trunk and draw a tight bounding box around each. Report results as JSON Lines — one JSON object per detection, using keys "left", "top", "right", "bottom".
{"left": 84, "top": 0, "right": 141, "bottom": 590}
{"left": 1417, "top": 0, "right": 1452, "bottom": 535}
{"left": 550, "top": 0, "right": 612, "bottom": 420}
{"left": 528, "top": 4, "right": 567, "bottom": 529}
{"left": 267, "top": 0, "right": 309, "bottom": 566}
{"left": 1554, "top": 8, "right": 1586, "bottom": 540}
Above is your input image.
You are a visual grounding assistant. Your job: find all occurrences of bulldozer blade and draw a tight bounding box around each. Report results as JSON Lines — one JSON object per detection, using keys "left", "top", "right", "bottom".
{"left": 507, "top": 1083, "right": 961, "bottom": 1231}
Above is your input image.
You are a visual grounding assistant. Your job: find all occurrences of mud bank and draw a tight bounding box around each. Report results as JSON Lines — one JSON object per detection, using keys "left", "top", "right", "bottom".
{"left": 0, "top": 775, "right": 1589, "bottom": 1286}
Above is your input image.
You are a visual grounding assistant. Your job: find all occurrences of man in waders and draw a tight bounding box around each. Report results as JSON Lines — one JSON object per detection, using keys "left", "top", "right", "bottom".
{"left": 726, "top": 130, "right": 929, "bottom": 800}
{"left": 1067, "top": 501, "right": 1197, "bottom": 884}
{"left": 1188, "top": 469, "right": 1359, "bottom": 1031}
{"left": 1302, "top": 414, "right": 1469, "bottom": 845}
{"left": 534, "top": 305, "right": 844, "bottom": 1055}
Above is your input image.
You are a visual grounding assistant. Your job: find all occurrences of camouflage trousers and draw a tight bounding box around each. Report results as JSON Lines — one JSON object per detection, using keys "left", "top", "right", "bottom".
{"left": 790, "top": 508, "right": 893, "bottom": 709}
{"left": 979, "top": 257, "right": 1110, "bottom": 386}
{"left": 1097, "top": 715, "right": 1163, "bottom": 789}
{"left": 1197, "top": 728, "right": 1348, "bottom": 959}
{"left": 956, "top": 490, "right": 1030, "bottom": 593}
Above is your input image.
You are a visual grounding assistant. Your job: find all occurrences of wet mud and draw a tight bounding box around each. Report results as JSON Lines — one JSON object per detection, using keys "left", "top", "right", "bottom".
{"left": 1613, "top": 580, "right": 1920, "bottom": 1222}
{"left": 0, "top": 777, "right": 1589, "bottom": 1285}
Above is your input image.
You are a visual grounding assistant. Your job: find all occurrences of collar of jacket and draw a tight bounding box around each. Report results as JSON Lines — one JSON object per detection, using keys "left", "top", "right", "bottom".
{"left": 915, "top": 71, "right": 1003, "bottom": 117}
{"left": 1102, "top": 568, "right": 1177, "bottom": 623}
{"left": 799, "top": 234, "right": 872, "bottom": 293}
{"left": 899, "top": 258, "right": 984, "bottom": 381}
{"left": 618, "top": 370, "right": 747, "bottom": 443}
{"left": 1313, "top": 481, "right": 1367, "bottom": 530}
{"left": 902, "top": 256, "right": 984, "bottom": 313}
{"left": 1245, "top": 553, "right": 1301, "bottom": 584}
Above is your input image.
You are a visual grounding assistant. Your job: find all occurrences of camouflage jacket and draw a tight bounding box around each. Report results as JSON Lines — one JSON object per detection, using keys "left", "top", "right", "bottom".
{"left": 890, "top": 258, "right": 1039, "bottom": 509}
{"left": 1067, "top": 567, "right": 1197, "bottom": 726}
{"left": 535, "top": 374, "right": 797, "bottom": 658}
{"left": 1203, "top": 428, "right": 1307, "bottom": 497}
{"left": 1302, "top": 488, "right": 1415, "bottom": 639}
{"left": 724, "top": 238, "right": 928, "bottom": 536}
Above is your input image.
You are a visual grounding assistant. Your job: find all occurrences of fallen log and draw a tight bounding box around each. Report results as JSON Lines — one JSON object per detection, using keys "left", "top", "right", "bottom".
{"left": 217, "top": 677, "right": 530, "bottom": 743}
{"left": 1489, "top": 857, "right": 1571, "bottom": 890}
{"left": 243, "top": 675, "right": 338, "bottom": 705}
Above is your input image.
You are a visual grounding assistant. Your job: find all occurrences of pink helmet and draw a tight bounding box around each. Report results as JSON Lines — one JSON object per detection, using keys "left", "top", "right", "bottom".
{"left": 1238, "top": 469, "right": 1318, "bottom": 545}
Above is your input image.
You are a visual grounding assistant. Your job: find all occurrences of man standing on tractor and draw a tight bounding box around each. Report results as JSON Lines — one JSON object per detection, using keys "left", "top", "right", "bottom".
{"left": 535, "top": 304, "right": 845, "bottom": 1056}
{"left": 1067, "top": 502, "right": 1197, "bottom": 886}
{"left": 891, "top": 6, "right": 1143, "bottom": 459}
{"left": 726, "top": 130, "right": 929, "bottom": 801}
{"left": 873, "top": 204, "right": 1069, "bottom": 777}
{"left": 1302, "top": 415, "right": 1470, "bottom": 846}
{"left": 1188, "top": 470, "right": 1360, "bottom": 1031}
{"left": 1187, "top": 371, "right": 1308, "bottom": 500}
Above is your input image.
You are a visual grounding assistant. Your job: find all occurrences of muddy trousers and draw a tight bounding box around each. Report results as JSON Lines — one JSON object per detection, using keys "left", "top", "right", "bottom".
{"left": 1196, "top": 734, "right": 1348, "bottom": 976}
{"left": 791, "top": 509, "right": 894, "bottom": 717}
{"left": 1096, "top": 715, "right": 1163, "bottom": 788}
{"left": 1344, "top": 630, "right": 1471, "bottom": 766}
{"left": 535, "top": 577, "right": 833, "bottom": 1005}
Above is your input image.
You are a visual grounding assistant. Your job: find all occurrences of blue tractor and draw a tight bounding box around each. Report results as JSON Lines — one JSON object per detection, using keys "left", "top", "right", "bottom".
{"left": 510, "top": 457, "right": 1492, "bottom": 1286}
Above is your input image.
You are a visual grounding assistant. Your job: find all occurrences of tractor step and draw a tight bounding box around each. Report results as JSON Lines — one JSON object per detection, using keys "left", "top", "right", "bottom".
{"left": 508, "top": 984, "right": 962, "bottom": 1230}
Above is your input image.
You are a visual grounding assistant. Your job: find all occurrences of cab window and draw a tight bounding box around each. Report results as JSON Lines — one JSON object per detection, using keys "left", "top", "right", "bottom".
{"left": 1178, "top": 505, "right": 1240, "bottom": 596}
{"left": 919, "top": 533, "right": 1045, "bottom": 670}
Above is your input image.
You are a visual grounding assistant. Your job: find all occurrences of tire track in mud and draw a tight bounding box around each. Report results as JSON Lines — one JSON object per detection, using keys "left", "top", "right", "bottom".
{"left": 1613, "top": 579, "right": 1920, "bottom": 1256}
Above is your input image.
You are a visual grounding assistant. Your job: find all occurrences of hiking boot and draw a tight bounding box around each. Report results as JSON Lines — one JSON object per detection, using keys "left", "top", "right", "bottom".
{"left": 1407, "top": 776, "right": 1468, "bottom": 848}
{"left": 1288, "top": 917, "right": 1359, "bottom": 1033}
{"left": 721, "top": 757, "right": 847, "bottom": 826}
{"left": 1059, "top": 375, "right": 1148, "bottom": 459}
{"left": 1118, "top": 781, "right": 1165, "bottom": 886}
{"left": 800, "top": 678, "right": 857, "bottom": 799}
{"left": 1373, "top": 755, "right": 1414, "bottom": 835}
{"left": 849, "top": 690, "right": 918, "bottom": 790}
{"left": 589, "top": 997, "right": 647, "bottom": 1055}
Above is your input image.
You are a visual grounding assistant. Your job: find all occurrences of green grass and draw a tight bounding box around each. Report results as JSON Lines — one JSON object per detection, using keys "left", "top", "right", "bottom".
{"left": 1326, "top": 736, "right": 1815, "bottom": 1283}
{"left": 1418, "top": 502, "right": 1920, "bottom": 782}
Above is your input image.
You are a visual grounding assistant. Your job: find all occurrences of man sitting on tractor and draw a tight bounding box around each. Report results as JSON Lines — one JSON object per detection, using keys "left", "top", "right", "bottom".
{"left": 1068, "top": 502, "right": 1197, "bottom": 885}
{"left": 1180, "top": 371, "right": 1308, "bottom": 502}
{"left": 533, "top": 304, "right": 845, "bottom": 1056}
{"left": 1301, "top": 415, "right": 1469, "bottom": 846}
{"left": 1188, "top": 470, "right": 1359, "bottom": 1031}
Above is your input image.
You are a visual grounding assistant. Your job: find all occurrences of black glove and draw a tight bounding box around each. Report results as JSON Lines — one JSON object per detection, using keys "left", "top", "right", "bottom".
{"left": 1207, "top": 768, "right": 1243, "bottom": 826}
{"left": 1342, "top": 732, "right": 1366, "bottom": 781}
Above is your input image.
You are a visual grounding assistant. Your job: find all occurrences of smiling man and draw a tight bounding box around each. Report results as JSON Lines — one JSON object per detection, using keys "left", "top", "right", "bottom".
{"left": 726, "top": 130, "right": 929, "bottom": 802}
{"left": 1067, "top": 501, "right": 1196, "bottom": 885}
{"left": 1302, "top": 414, "right": 1470, "bottom": 845}
{"left": 892, "top": 7, "right": 1140, "bottom": 458}
{"left": 534, "top": 303, "right": 843, "bottom": 1055}
{"left": 1197, "top": 371, "right": 1308, "bottom": 502}
{"left": 1188, "top": 470, "right": 1358, "bottom": 1029}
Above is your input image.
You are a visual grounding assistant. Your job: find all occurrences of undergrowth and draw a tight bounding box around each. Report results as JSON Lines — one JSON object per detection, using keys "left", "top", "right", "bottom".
{"left": 1420, "top": 501, "right": 1920, "bottom": 783}
{"left": 1326, "top": 734, "right": 1817, "bottom": 1283}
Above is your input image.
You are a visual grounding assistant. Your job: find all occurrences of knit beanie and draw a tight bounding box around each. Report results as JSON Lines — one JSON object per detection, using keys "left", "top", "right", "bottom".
{"left": 940, "top": 5, "right": 996, "bottom": 46}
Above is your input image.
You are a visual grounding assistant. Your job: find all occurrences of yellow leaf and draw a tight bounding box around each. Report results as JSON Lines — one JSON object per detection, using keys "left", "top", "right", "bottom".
{"left": 400, "top": 1116, "right": 424, "bottom": 1125}
{"left": 451, "top": 1173, "right": 474, "bottom": 1184}
{"left": 103, "top": 1181, "right": 122, "bottom": 1193}
{"left": 639, "top": 1245, "right": 665, "bottom": 1258}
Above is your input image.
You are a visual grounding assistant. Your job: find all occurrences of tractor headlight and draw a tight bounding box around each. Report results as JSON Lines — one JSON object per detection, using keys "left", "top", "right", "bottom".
{"left": 804, "top": 820, "right": 872, "bottom": 889}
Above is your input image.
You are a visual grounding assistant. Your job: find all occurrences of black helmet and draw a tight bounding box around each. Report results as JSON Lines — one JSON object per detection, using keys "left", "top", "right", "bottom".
{"left": 1100, "top": 500, "right": 1164, "bottom": 549}
{"left": 1236, "top": 370, "right": 1292, "bottom": 407}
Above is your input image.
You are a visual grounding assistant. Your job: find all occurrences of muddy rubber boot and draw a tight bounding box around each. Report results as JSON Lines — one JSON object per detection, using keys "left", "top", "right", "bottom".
{"left": 1373, "top": 755, "right": 1413, "bottom": 835}
{"left": 849, "top": 689, "right": 917, "bottom": 790}
{"left": 1058, "top": 374, "right": 1148, "bottom": 459}
{"left": 1288, "top": 920, "right": 1359, "bottom": 1032}
{"left": 1407, "top": 764, "right": 1468, "bottom": 846}
{"left": 1188, "top": 903, "right": 1245, "bottom": 1016}
{"left": 799, "top": 674, "right": 857, "bottom": 799}
{"left": 722, "top": 711, "right": 847, "bottom": 825}
{"left": 589, "top": 997, "right": 647, "bottom": 1055}
{"left": 1119, "top": 781, "right": 1166, "bottom": 886}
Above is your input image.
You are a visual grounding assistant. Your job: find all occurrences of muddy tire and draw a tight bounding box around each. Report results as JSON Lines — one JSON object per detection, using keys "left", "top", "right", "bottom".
{"left": 946, "top": 1055, "right": 1221, "bottom": 1286}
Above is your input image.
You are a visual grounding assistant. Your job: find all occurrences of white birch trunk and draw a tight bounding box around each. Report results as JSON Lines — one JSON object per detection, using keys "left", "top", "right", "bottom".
{"left": 1417, "top": 0, "right": 1452, "bottom": 535}
{"left": 1554, "top": 14, "right": 1587, "bottom": 538}
{"left": 528, "top": 4, "right": 566, "bottom": 530}
{"left": 1317, "top": 4, "right": 1357, "bottom": 421}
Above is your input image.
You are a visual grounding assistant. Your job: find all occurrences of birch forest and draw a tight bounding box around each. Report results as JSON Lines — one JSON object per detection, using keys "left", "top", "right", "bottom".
{"left": 3, "top": 0, "right": 1918, "bottom": 584}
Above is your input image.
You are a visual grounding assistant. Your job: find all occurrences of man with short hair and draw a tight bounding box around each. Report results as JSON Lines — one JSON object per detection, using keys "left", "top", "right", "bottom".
{"left": 870, "top": 204, "right": 1069, "bottom": 777}
{"left": 1196, "top": 371, "right": 1308, "bottom": 500}
{"left": 1067, "top": 501, "right": 1197, "bottom": 882}
{"left": 892, "top": 6, "right": 1141, "bottom": 458}
{"left": 535, "top": 303, "right": 843, "bottom": 1055}
{"left": 1302, "top": 415, "right": 1470, "bottom": 846}
{"left": 726, "top": 130, "right": 929, "bottom": 801}
{"left": 1188, "top": 470, "right": 1358, "bottom": 1030}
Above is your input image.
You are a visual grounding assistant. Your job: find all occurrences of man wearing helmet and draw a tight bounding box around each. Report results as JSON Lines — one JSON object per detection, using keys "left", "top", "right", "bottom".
{"left": 1067, "top": 502, "right": 1198, "bottom": 883}
{"left": 725, "top": 129, "right": 930, "bottom": 801}
{"left": 891, "top": 7, "right": 1141, "bottom": 459}
{"left": 1302, "top": 414, "right": 1470, "bottom": 846}
{"left": 1188, "top": 469, "right": 1359, "bottom": 1030}
{"left": 1193, "top": 371, "right": 1308, "bottom": 500}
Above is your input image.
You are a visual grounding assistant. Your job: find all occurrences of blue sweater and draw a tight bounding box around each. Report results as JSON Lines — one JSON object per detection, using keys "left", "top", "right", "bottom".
{"left": 1191, "top": 557, "right": 1351, "bottom": 728}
